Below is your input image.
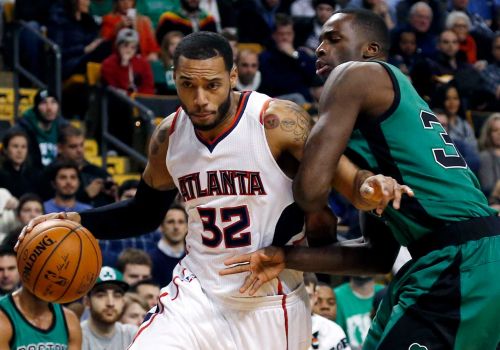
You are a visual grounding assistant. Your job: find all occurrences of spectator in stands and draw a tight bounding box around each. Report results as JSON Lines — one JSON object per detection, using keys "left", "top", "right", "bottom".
{"left": 43, "top": 160, "right": 93, "bottom": 214}
{"left": 90, "top": 0, "right": 114, "bottom": 19}
{"left": 294, "top": 0, "right": 336, "bottom": 53}
{"left": 447, "top": 11, "right": 478, "bottom": 63}
{"left": 11, "top": 193, "right": 44, "bottom": 231}
{"left": 398, "top": 2, "right": 437, "bottom": 58}
{"left": 429, "top": 29, "right": 470, "bottom": 78}
{"left": 120, "top": 292, "right": 149, "bottom": 326}
{"left": 151, "top": 31, "right": 184, "bottom": 95}
{"left": 16, "top": 89, "right": 68, "bottom": 169}
{"left": 431, "top": 82, "right": 478, "bottom": 151}
{"left": 149, "top": 204, "right": 187, "bottom": 287}
{"left": 221, "top": 29, "right": 238, "bottom": 63}
{"left": 305, "top": 273, "right": 350, "bottom": 350}
{"left": 101, "top": 28, "right": 155, "bottom": 94}
{"left": 200, "top": 0, "right": 237, "bottom": 33}
{"left": 155, "top": 0, "right": 217, "bottom": 44}
{"left": 81, "top": 266, "right": 136, "bottom": 350}
{"left": 0, "top": 188, "right": 17, "bottom": 241}
{"left": 237, "top": 0, "right": 281, "bottom": 47}
{"left": 395, "top": 0, "right": 443, "bottom": 35}
{"left": 478, "top": 113, "right": 500, "bottom": 198}
{"left": 99, "top": 180, "right": 162, "bottom": 266}
{"left": 448, "top": 0, "right": 494, "bottom": 42}
{"left": 0, "top": 129, "right": 41, "bottom": 198}
{"left": 346, "top": 0, "right": 395, "bottom": 30}
{"left": 314, "top": 282, "right": 337, "bottom": 321}
{"left": 116, "top": 248, "right": 153, "bottom": 285}
{"left": 0, "top": 245, "right": 19, "bottom": 297}
{"left": 388, "top": 30, "right": 423, "bottom": 77}
{"left": 129, "top": 279, "right": 160, "bottom": 309}
{"left": 480, "top": 32, "right": 500, "bottom": 109}
{"left": 101, "top": 0, "right": 159, "bottom": 61}
{"left": 235, "top": 49, "right": 262, "bottom": 91}
{"left": 259, "top": 14, "right": 317, "bottom": 102}
{"left": 48, "top": 0, "right": 111, "bottom": 79}
{"left": 435, "top": 108, "right": 480, "bottom": 173}
{"left": 335, "top": 277, "right": 385, "bottom": 350}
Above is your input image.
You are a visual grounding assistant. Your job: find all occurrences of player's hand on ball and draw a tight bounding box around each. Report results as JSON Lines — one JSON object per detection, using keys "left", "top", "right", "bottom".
{"left": 360, "top": 175, "right": 414, "bottom": 215}
{"left": 220, "top": 246, "right": 286, "bottom": 296}
{"left": 15, "top": 211, "right": 81, "bottom": 252}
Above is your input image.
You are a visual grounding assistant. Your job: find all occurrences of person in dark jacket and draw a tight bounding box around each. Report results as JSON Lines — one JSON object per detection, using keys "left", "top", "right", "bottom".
{"left": 15, "top": 89, "right": 68, "bottom": 169}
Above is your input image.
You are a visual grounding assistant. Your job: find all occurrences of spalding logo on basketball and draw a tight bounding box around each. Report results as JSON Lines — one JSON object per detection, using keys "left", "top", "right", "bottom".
{"left": 17, "top": 219, "right": 102, "bottom": 303}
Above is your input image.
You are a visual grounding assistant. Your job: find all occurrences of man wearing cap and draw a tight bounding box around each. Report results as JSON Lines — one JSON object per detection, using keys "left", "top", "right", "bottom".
{"left": 81, "top": 266, "right": 137, "bottom": 350}
{"left": 15, "top": 89, "right": 68, "bottom": 169}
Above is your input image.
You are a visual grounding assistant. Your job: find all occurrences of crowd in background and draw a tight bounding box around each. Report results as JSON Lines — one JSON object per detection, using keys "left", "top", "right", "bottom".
{"left": 0, "top": 0, "right": 499, "bottom": 349}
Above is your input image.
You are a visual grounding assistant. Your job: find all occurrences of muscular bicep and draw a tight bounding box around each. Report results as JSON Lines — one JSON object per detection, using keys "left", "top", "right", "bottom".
{"left": 143, "top": 114, "right": 177, "bottom": 191}
{"left": 0, "top": 310, "right": 12, "bottom": 350}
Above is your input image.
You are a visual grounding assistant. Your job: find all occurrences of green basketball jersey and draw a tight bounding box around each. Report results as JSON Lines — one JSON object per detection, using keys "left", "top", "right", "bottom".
{"left": 334, "top": 283, "right": 384, "bottom": 348}
{"left": 345, "top": 61, "right": 496, "bottom": 246}
{"left": 0, "top": 294, "right": 69, "bottom": 350}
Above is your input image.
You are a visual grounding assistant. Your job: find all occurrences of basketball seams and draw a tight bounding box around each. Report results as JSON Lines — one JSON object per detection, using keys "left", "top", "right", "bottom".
{"left": 56, "top": 232, "right": 83, "bottom": 303}
{"left": 31, "top": 225, "right": 83, "bottom": 301}
{"left": 78, "top": 227, "right": 102, "bottom": 278}
{"left": 17, "top": 221, "right": 81, "bottom": 256}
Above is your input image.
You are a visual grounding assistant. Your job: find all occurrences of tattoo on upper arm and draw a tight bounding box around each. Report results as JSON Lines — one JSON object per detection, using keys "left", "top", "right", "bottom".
{"left": 150, "top": 125, "right": 169, "bottom": 156}
{"left": 280, "top": 103, "right": 311, "bottom": 142}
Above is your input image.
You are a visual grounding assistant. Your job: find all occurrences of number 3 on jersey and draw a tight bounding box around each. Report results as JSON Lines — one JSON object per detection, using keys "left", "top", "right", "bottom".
{"left": 197, "top": 206, "right": 251, "bottom": 248}
{"left": 420, "top": 110, "right": 467, "bottom": 169}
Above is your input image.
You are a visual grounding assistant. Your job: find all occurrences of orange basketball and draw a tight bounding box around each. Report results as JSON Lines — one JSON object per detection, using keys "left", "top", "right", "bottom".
{"left": 17, "top": 219, "right": 102, "bottom": 304}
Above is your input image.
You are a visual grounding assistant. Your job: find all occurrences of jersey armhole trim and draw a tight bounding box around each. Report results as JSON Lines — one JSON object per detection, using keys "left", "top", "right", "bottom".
{"left": 375, "top": 61, "right": 401, "bottom": 123}
{"left": 169, "top": 107, "right": 182, "bottom": 135}
{"left": 61, "top": 306, "right": 70, "bottom": 341}
{"left": 259, "top": 98, "right": 274, "bottom": 124}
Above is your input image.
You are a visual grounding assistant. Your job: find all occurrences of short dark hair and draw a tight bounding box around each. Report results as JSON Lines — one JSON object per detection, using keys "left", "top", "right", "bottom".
{"left": 116, "top": 248, "right": 153, "bottom": 272}
{"left": 335, "top": 8, "right": 390, "bottom": 56}
{"left": 58, "top": 125, "right": 84, "bottom": 145}
{"left": 173, "top": 31, "right": 234, "bottom": 72}
{"left": 167, "top": 203, "right": 188, "bottom": 222}
{"left": 118, "top": 179, "right": 140, "bottom": 198}
{"left": 275, "top": 13, "right": 293, "bottom": 29}
{"left": 304, "top": 272, "right": 318, "bottom": 288}
{"left": 129, "top": 278, "right": 161, "bottom": 292}
{"left": 49, "top": 160, "right": 80, "bottom": 182}
{"left": 2, "top": 128, "right": 28, "bottom": 151}
{"left": 16, "top": 193, "right": 44, "bottom": 217}
{"left": 0, "top": 244, "right": 16, "bottom": 258}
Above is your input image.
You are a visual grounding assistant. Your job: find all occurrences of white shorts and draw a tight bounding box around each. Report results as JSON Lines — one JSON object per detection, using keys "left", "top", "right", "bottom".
{"left": 128, "top": 265, "right": 311, "bottom": 350}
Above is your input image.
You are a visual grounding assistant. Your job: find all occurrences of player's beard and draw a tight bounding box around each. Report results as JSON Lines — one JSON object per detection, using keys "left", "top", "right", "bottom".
{"left": 91, "top": 307, "right": 122, "bottom": 325}
{"left": 185, "top": 90, "right": 232, "bottom": 132}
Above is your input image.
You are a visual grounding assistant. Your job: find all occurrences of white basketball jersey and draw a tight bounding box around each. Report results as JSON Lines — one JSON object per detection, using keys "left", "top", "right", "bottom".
{"left": 166, "top": 91, "right": 305, "bottom": 302}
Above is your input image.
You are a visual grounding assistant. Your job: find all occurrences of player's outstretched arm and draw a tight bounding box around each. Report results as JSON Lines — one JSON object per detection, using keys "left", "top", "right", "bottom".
{"left": 17, "top": 115, "right": 178, "bottom": 250}
{"left": 64, "top": 308, "right": 83, "bottom": 350}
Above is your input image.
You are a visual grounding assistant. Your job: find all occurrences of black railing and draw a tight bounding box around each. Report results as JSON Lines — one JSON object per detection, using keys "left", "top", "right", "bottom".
{"left": 12, "top": 20, "right": 61, "bottom": 119}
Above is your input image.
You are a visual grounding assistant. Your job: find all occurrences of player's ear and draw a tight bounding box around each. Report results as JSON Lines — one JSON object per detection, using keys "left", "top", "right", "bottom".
{"left": 229, "top": 65, "right": 237, "bottom": 89}
{"left": 363, "top": 42, "right": 381, "bottom": 59}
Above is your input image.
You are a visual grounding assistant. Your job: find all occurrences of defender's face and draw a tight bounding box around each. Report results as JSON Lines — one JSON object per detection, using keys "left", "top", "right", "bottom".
{"left": 316, "top": 14, "right": 364, "bottom": 79}
{"left": 174, "top": 56, "right": 237, "bottom": 131}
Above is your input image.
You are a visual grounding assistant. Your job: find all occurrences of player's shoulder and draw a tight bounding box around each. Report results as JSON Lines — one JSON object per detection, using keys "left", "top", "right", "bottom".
{"left": 263, "top": 99, "right": 311, "bottom": 127}
{"left": 330, "top": 61, "right": 389, "bottom": 85}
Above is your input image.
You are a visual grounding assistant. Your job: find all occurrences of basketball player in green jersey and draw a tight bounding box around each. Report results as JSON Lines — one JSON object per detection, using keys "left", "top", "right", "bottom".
{"left": 0, "top": 258, "right": 82, "bottom": 350}
{"left": 221, "top": 8, "right": 500, "bottom": 350}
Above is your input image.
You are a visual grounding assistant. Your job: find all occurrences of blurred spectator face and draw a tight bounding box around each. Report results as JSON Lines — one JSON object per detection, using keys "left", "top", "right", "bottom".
{"left": 161, "top": 208, "right": 188, "bottom": 245}
{"left": 272, "top": 24, "right": 294, "bottom": 46}
{"left": 120, "top": 187, "right": 137, "bottom": 200}
{"left": 451, "top": 18, "right": 469, "bottom": 42}
{"left": 59, "top": 135, "right": 85, "bottom": 165}
{"left": 316, "top": 4, "right": 335, "bottom": 25}
{"left": 117, "top": 0, "right": 135, "bottom": 13}
{"left": 0, "top": 255, "right": 19, "bottom": 294}
{"left": 78, "top": 0, "right": 90, "bottom": 14}
{"left": 305, "top": 282, "right": 318, "bottom": 311}
{"left": 119, "top": 42, "right": 139, "bottom": 62}
{"left": 88, "top": 285, "right": 125, "bottom": 325}
{"left": 53, "top": 168, "right": 80, "bottom": 198}
{"left": 314, "top": 285, "right": 337, "bottom": 320}
{"left": 444, "top": 87, "right": 460, "bottom": 116}
{"left": 181, "top": 0, "right": 200, "bottom": 11}
{"left": 123, "top": 264, "right": 151, "bottom": 285}
{"left": 136, "top": 283, "right": 160, "bottom": 308}
{"left": 167, "top": 35, "right": 183, "bottom": 58}
{"left": 18, "top": 200, "right": 44, "bottom": 225}
{"left": 5, "top": 135, "right": 28, "bottom": 168}
{"left": 121, "top": 300, "right": 146, "bottom": 326}
{"left": 399, "top": 32, "right": 416, "bottom": 56}
{"left": 490, "top": 119, "right": 500, "bottom": 148}
{"left": 37, "top": 97, "right": 59, "bottom": 122}
{"left": 492, "top": 36, "right": 500, "bottom": 62}
{"left": 229, "top": 40, "right": 238, "bottom": 63}
{"left": 409, "top": 6, "right": 432, "bottom": 33}
{"left": 451, "top": 0, "right": 468, "bottom": 10}
{"left": 174, "top": 56, "right": 237, "bottom": 131}
{"left": 438, "top": 30, "right": 459, "bottom": 58}
{"left": 237, "top": 51, "right": 259, "bottom": 85}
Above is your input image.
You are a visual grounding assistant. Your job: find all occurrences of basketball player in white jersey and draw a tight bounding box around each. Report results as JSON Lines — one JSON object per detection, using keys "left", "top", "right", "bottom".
{"left": 19, "top": 32, "right": 412, "bottom": 349}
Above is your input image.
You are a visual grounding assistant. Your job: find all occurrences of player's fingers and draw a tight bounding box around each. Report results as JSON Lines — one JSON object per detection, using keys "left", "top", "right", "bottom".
{"left": 239, "top": 274, "right": 256, "bottom": 294}
{"left": 219, "top": 263, "right": 250, "bottom": 276}
{"left": 223, "top": 253, "right": 252, "bottom": 266}
{"left": 401, "top": 185, "right": 414, "bottom": 197}
{"left": 360, "top": 183, "right": 375, "bottom": 198}
{"left": 392, "top": 185, "right": 403, "bottom": 210}
{"left": 248, "top": 278, "right": 265, "bottom": 296}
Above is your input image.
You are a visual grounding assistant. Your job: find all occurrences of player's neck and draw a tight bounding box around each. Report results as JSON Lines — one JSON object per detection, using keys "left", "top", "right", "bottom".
{"left": 196, "top": 91, "right": 241, "bottom": 142}
{"left": 89, "top": 317, "right": 117, "bottom": 337}
{"left": 14, "top": 288, "right": 51, "bottom": 317}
